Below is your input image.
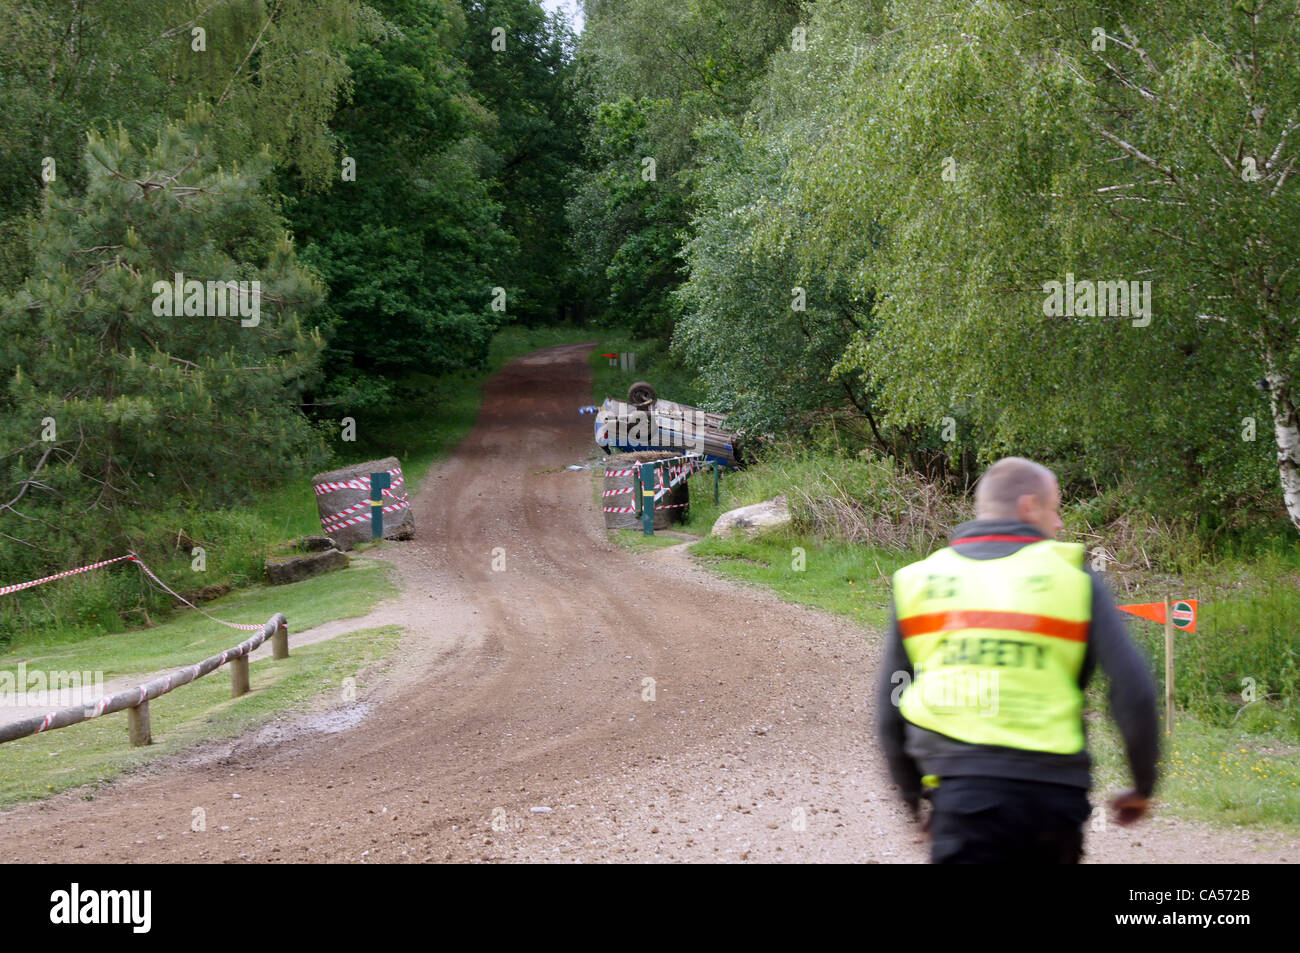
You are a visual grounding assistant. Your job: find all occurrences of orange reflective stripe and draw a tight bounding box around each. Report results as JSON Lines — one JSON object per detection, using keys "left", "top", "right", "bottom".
{"left": 898, "top": 610, "right": 1088, "bottom": 642}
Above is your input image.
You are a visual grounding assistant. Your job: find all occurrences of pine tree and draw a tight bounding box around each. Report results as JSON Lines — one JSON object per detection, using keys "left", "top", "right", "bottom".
{"left": 0, "top": 120, "right": 328, "bottom": 574}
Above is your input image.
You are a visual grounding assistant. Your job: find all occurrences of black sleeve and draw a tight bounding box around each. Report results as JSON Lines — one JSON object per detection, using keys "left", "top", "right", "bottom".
{"left": 876, "top": 604, "right": 923, "bottom": 806}
{"left": 1086, "top": 569, "right": 1160, "bottom": 798}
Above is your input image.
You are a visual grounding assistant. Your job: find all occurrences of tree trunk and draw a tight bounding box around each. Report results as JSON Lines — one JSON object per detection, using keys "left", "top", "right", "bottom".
{"left": 1264, "top": 353, "right": 1300, "bottom": 532}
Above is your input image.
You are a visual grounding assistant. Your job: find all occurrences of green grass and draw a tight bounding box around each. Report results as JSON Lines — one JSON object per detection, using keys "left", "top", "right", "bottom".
{"left": 0, "top": 324, "right": 604, "bottom": 650}
{"left": 0, "top": 557, "right": 396, "bottom": 674}
{"left": 606, "top": 529, "right": 693, "bottom": 553}
{"left": 1088, "top": 709, "right": 1300, "bottom": 828}
{"left": 0, "top": 624, "right": 401, "bottom": 807}
{"left": 0, "top": 325, "right": 606, "bottom": 806}
{"left": 0, "top": 557, "right": 399, "bottom": 807}
{"left": 689, "top": 532, "right": 914, "bottom": 629}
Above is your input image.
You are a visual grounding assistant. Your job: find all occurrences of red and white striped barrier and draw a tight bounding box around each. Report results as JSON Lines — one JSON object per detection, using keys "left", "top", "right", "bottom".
{"left": 321, "top": 498, "right": 411, "bottom": 533}
{"left": 602, "top": 453, "right": 707, "bottom": 517}
{"left": 1, "top": 552, "right": 263, "bottom": 631}
{"left": 314, "top": 466, "right": 409, "bottom": 534}
{"left": 318, "top": 488, "right": 405, "bottom": 524}
{"left": 313, "top": 467, "right": 405, "bottom": 496}
{"left": 0, "top": 554, "right": 136, "bottom": 598}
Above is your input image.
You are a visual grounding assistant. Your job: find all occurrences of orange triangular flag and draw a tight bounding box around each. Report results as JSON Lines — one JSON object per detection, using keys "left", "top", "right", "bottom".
{"left": 1117, "top": 601, "right": 1167, "bottom": 625}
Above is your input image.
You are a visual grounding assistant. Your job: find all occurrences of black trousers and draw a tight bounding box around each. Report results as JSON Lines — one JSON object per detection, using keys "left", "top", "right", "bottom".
{"left": 927, "top": 776, "right": 1093, "bottom": 864}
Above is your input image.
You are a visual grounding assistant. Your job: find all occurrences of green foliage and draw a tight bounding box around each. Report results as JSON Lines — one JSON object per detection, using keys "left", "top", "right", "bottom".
{"left": 286, "top": 0, "right": 511, "bottom": 385}
{"left": 569, "top": 0, "right": 801, "bottom": 333}
{"left": 777, "top": 0, "right": 1295, "bottom": 521}
{"left": 0, "top": 122, "right": 328, "bottom": 625}
{"left": 568, "top": 96, "right": 692, "bottom": 337}
{"left": 673, "top": 116, "right": 874, "bottom": 438}
{"left": 0, "top": 0, "right": 366, "bottom": 290}
{"left": 458, "top": 0, "right": 585, "bottom": 325}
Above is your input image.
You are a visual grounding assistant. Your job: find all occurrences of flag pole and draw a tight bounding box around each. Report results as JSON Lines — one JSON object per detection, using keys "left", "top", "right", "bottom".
{"left": 1164, "top": 596, "right": 1174, "bottom": 736}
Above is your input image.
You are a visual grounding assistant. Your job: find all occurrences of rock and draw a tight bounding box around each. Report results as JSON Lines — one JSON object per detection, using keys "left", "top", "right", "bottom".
{"left": 711, "top": 496, "right": 791, "bottom": 539}
{"left": 311, "top": 456, "right": 415, "bottom": 551}
{"left": 299, "top": 535, "right": 336, "bottom": 552}
{"left": 173, "top": 583, "right": 231, "bottom": 607}
{"left": 264, "top": 548, "right": 348, "bottom": 585}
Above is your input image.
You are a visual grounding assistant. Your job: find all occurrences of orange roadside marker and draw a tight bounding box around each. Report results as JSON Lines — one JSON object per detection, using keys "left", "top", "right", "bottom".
{"left": 1117, "top": 599, "right": 1197, "bottom": 633}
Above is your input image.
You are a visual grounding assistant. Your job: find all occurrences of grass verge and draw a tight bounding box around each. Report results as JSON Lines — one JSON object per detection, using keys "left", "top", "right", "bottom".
{"left": 688, "top": 527, "right": 1300, "bottom": 829}
{"left": 0, "top": 324, "right": 601, "bottom": 651}
{"left": 0, "top": 623, "right": 401, "bottom": 808}
{"left": 0, "top": 557, "right": 400, "bottom": 806}
{"left": 653, "top": 449, "right": 1300, "bottom": 830}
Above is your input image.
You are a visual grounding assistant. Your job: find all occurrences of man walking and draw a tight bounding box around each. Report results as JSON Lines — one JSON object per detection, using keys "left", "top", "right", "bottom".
{"left": 877, "top": 457, "right": 1159, "bottom": 863}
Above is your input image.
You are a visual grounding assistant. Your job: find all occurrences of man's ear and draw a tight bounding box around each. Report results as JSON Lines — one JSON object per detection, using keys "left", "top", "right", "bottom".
{"left": 1015, "top": 494, "right": 1038, "bottom": 523}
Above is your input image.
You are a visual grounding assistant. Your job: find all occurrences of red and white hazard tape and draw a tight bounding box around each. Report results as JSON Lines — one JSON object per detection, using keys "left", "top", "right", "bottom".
{"left": 604, "top": 455, "right": 705, "bottom": 482}
{"left": 1, "top": 552, "right": 262, "bottom": 631}
{"left": 313, "top": 467, "right": 405, "bottom": 496}
{"left": 127, "top": 553, "right": 263, "bottom": 631}
{"left": 314, "top": 466, "right": 409, "bottom": 532}
{"left": 321, "top": 498, "right": 410, "bottom": 532}
{"left": 0, "top": 554, "right": 136, "bottom": 597}
{"left": 319, "top": 488, "right": 405, "bottom": 525}
{"left": 601, "top": 454, "right": 705, "bottom": 513}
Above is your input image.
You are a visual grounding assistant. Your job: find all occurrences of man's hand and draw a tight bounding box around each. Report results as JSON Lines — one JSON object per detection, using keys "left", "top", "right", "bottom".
{"left": 1111, "top": 789, "right": 1151, "bottom": 826}
{"left": 905, "top": 796, "right": 933, "bottom": 837}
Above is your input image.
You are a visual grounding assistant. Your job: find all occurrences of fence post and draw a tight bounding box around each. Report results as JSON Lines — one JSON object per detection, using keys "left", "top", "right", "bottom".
{"left": 639, "top": 462, "right": 656, "bottom": 536}
{"left": 370, "top": 471, "right": 390, "bottom": 540}
{"left": 230, "top": 655, "right": 250, "bottom": 698}
{"left": 128, "top": 701, "right": 152, "bottom": 747}
{"left": 273, "top": 621, "right": 289, "bottom": 659}
{"left": 1164, "top": 596, "right": 1174, "bottom": 735}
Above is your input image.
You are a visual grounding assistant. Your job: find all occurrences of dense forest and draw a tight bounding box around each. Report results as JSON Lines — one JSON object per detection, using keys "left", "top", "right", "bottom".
{"left": 2, "top": 0, "right": 1299, "bottom": 637}
{"left": 575, "top": 0, "right": 1300, "bottom": 537}
{"left": 0, "top": 0, "right": 582, "bottom": 628}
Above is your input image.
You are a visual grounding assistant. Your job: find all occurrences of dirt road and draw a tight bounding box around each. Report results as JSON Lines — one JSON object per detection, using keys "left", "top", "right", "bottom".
{"left": 1, "top": 343, "right": 1294, "bottom": 863}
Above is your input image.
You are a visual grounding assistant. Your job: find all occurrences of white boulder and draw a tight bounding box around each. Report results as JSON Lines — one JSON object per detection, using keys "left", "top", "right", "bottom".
{"left": 711, "top": 496, "right": 792, "bottom": 538}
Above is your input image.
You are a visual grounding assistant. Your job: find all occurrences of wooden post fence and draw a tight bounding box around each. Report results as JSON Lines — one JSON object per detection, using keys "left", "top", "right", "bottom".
{"left": 0, "top": 613, "right": 287, "bottom": 748}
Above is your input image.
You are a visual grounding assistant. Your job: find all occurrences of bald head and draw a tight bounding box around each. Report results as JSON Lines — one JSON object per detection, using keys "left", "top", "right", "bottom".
{"left": 974, "top": 457, "right": 1062, "bottom": 537}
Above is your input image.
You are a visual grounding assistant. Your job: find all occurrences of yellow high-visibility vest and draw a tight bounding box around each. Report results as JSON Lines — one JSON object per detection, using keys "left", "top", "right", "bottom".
{"left": 893, "top": 539, "right": 1091, "bottom": 754}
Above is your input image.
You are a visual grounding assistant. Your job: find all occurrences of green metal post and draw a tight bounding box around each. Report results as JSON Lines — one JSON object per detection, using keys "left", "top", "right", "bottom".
{"left": 713, "top": 463, "right": 719, "bottom": 505}
{"left": 639, "top": 462, "right": 656, "bottom": 536}
{"left": 370, "top": 471, "right": 390, "bottom": 540}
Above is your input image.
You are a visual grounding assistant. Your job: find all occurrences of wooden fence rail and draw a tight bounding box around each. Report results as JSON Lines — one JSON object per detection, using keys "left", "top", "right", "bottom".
{"left": 0, "top": 613, "right": 287, "bottom": 747}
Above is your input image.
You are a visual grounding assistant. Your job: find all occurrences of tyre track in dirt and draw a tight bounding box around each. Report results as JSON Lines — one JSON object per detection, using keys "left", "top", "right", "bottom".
{"left": 1, "top": 342, "right": 1295, "bottom": 863}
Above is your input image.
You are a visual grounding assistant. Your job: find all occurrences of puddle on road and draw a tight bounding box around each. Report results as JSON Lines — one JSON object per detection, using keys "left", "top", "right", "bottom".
{"left": 298, "top": 703, "right": 372, "bottom": 735}
{"left": 250, "top": 703, "right": 373, "bottom": 747}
